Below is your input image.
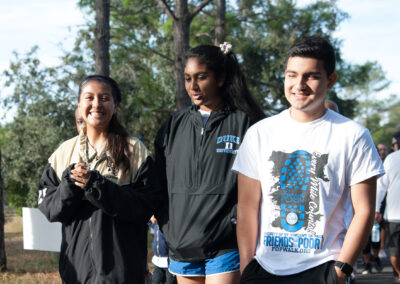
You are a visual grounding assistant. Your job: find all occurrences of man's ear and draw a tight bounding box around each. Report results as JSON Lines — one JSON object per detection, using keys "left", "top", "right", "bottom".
{"left": 327, "top": 72, "right": 337, "bottom": 89}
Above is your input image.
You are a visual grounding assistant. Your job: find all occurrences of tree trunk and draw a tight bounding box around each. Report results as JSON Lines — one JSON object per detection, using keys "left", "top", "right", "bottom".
{"left": 0, "top": 151, "right": 7, "bottom": 271}
{"left": 95, "top": 0, "right": 110, "bottom": 76}
{"left": 214, "top": 0, "right": 226, "bottom": 45}
{"left": 157, "top": 0, "right": 213, "bottom": 109}
{"left": 173, "top": 0, "right": 191, "bottom": 109}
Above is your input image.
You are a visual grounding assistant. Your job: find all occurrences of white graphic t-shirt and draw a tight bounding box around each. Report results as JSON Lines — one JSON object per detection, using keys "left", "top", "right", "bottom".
{"left": 232, "top": 109, "right": 384, "bottom": 275}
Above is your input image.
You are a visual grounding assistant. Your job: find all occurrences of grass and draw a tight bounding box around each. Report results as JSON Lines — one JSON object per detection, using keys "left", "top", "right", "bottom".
{"left": 0, "top": 211, "right": 155, "bottom": 283}
{"left": 0, "top": 213, "right": 60, "bottom": 283}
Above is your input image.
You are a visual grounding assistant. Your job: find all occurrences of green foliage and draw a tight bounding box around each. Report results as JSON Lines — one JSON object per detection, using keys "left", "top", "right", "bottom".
{"left": 0, "top": 126, "right": 7, "bottom": 149}
{"left": 370, "top": 95, "right": 400, "bottom": 146}
{"left": 340, "top": 61, "right": 390, "bottom": 121}
{"left": 337, "top": 60, "right": 394, "bottom": 144}
{"left": 5, "top": 180, "right": 27, "bottom": 215}
{"left": 1, "top": 48, "right": 77, "bottom": 208}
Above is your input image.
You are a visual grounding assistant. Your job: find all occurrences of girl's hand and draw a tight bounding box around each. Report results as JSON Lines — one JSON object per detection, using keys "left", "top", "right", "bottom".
{"left": 71, "top": 163, "right": 90, "bottom": 188}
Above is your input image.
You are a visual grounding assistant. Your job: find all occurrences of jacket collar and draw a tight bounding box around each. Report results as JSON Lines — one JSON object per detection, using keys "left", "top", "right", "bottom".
{"left": 190, "top": 104, "right": 234, "bottom": 130}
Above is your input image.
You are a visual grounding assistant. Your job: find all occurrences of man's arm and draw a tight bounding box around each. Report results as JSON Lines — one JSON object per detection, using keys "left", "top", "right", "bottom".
{"left": 237, "top": 173, "right": 262, "bottom": 274}
{"left": 375, "top": 166, "right": 388, "bottom": 223}
{"left": 335, "top": 176, "right": 377, "bottom": 281}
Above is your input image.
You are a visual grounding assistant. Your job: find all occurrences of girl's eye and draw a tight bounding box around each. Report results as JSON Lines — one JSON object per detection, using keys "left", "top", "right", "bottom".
{"left": 185, "top": 77, "right": 191, "bottom": 82}
{"left": 198, "top": 74, "right": 208, "bottom": 80}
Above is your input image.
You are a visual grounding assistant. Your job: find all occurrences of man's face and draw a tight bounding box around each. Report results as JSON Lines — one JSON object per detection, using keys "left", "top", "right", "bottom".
{"left": 284, "top": 56, "right": 337, "bottom": 122}
{"left": 392, "top": 138, "right": 399, "bottom": 152}
{"left": 377, "top": 143, "right": 388, "bottom": 160}
{"left": 75, "top": 109, "right": 86, "bottom": 134}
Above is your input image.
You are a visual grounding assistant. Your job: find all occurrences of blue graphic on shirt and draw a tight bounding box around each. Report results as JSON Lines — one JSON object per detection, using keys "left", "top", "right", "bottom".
{"left": 263, "top": 232, "right": 324, "bottom": 254}
{"left": 270, "top": 150, "right": 329, "bottom": 233}
{"left": 216, "top": 135, "right": 240, "bottom": 154}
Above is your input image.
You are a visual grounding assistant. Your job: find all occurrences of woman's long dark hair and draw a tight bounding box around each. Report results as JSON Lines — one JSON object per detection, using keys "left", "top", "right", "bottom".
{"left": 78, "top": 75, "right": 131, "bottom": 174}
{"left": 183, "top": 45, "right": 265, "bottom": 123}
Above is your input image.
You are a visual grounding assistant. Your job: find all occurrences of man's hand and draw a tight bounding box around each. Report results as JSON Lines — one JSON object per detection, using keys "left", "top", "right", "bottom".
{"left": 375, "top": 212, "right": 382, "bottom": 223}
{"left": 334, "top": 266, "right": 348, "bottom": 284}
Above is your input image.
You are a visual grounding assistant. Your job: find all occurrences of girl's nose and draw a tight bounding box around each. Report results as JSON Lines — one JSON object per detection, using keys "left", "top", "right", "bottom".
{"left": 189, "top": 80, "right": 199, "bottom": 91}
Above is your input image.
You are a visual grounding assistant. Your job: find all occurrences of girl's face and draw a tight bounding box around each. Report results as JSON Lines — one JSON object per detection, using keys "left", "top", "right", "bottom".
{"left": 78, "top": 81, "right": 116, "bottom": 132}
{"left": 184, "top": 58, "right": 224, "bottom": 111}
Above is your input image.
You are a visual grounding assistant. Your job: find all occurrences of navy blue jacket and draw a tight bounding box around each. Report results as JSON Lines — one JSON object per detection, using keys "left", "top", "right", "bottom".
{"left": 149, "top": 222, "right": 169, "bottom": 258}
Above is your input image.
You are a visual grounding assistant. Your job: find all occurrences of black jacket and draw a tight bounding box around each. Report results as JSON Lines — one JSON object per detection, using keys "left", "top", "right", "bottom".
{"left": 155, "top": 105, "right": 252, "bottom": 261}
{"left": 38, "top": 136, "right": 161, "bottom": 284}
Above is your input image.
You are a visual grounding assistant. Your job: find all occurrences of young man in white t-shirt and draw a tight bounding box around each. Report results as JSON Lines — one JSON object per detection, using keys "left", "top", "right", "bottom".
{"left": 376, "top": 132, "right": 400, "bottom": 284}
{"left": 233, "top": 36, "right": 384, "bottom": 284}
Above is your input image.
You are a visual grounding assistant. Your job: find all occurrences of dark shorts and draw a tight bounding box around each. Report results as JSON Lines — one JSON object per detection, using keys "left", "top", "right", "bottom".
{"left": 362, "top": 235, "right": 381, "bottom": 254}
{"left": 153, "top": 266, "right": 177, "bottom": 284}
{"left": 387, "top": 222, "right": 400, "bottom": 257}
{"left": 240, "top": 259, "right": 338, "bottom": 284}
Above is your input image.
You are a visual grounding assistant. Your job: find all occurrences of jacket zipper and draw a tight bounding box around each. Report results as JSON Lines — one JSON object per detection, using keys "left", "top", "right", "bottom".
{"left": 156, "top": 229, "right": 160, "bottom": 256}
{"left": 89, "top": 217, "right": 98, "bottom": 282}
{"left": 197, "top": 127, "right": 205, "bottom": 186}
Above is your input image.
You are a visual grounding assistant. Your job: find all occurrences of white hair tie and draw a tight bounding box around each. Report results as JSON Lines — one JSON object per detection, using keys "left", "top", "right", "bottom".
{"left": 219, "top": 42, "right": 233, "bottom": 55}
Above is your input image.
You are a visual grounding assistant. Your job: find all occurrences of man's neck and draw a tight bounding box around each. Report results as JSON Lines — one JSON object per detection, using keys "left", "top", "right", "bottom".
{"left": 289, "top": 107, "right": 327, "bottom": 123}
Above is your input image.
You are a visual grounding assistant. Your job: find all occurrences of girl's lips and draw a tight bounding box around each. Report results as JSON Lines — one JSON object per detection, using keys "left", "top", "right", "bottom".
{"left": 191, "top": 94, "right": 202, "bottom": 100}
{"left": 89, "top": 111, "right": 104, "bottom": 118}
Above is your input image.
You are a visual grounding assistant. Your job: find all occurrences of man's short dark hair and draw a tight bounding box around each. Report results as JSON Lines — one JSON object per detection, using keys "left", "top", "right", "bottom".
{"left": 393, "top": 131, "right": 400, "bottom": 143}
{"left": 286, "top": 36, "right": 336, "bottom": 76}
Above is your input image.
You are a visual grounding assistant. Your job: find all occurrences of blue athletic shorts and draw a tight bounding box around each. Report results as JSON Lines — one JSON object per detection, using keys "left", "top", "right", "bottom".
{"left": 169, "top": 249, "right": 240, "bottom": 276}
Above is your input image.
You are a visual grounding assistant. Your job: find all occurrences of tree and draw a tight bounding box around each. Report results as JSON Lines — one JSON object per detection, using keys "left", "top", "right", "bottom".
{"left": 0, "top": 150, "right": 6, "bottom": 271}
{"left": 340, "top": 61, "right": 390, "bottom": 124}
{"left": 0, "top": 126, "right": 7, "bottom": 271}
{"left": 214, "top": 0, "right": 226, "bottom": 45}
{"left": 95, "top": 0, "right": 110, "bottom": 75}
{"left": 1, "top": 48, "right": 77, "bottom": 208}
{"left": 156, "top": 0, "right": 213, "bottom": 109}
{"left": 369, "top": 95, "right": 400, "bottom": 146}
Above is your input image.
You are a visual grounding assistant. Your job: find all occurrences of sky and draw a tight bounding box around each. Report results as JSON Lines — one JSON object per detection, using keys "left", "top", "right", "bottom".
{"left": 0, "top": 0, "right": 86, "bottom": 71}
{"left": 0, "top": 0, "right": 399, "bottom": 120}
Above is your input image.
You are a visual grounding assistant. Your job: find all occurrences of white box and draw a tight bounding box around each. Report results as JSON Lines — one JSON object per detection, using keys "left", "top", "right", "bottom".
{"left": 22, "top": 207, "right": 61, "bottom": 252}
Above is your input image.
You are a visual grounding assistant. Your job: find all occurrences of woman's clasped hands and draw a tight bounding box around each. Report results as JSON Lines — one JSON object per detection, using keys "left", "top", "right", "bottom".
{"left": 70, "top": 162, "right": 90, "bottom": 188}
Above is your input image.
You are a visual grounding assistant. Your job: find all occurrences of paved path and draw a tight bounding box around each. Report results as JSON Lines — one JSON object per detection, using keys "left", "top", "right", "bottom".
{"left": 355, "top": 250, "right": 396, "bottom": 284}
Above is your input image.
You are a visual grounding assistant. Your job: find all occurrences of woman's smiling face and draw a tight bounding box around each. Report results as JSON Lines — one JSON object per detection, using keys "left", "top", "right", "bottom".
{"left": 78, "top": 80, "right": 116, "bottom": 131}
